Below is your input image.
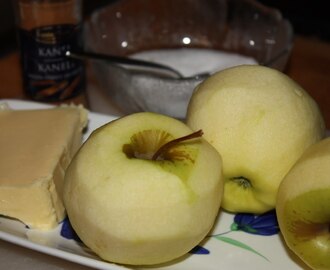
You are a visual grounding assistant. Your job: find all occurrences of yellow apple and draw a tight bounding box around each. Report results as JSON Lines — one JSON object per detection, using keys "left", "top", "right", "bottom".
{"left": 186, "top": 65, "right": 325, "bottom": 214}
{"left": 276, "top": 138, "right": 330, "bottom": 270}
{"left": 63, "top": 112, "right": 223, "bottom": 265}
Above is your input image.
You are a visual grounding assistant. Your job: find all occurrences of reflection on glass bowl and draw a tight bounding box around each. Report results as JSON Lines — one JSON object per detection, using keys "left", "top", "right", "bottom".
{"left": 85, "top": 0, "right": 293, "bottom": 119}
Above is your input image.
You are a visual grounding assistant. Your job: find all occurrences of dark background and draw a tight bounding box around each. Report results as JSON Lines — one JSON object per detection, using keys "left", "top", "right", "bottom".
{"left": 0, "top": 0, "right": 329, "bottom": 55}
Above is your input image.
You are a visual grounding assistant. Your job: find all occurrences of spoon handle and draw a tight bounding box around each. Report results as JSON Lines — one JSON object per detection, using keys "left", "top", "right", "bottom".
{"left": 66, "top": 50, "right": 182, "bottom": 78}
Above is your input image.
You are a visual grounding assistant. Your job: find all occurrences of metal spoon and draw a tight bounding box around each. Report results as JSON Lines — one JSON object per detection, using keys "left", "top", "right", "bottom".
{"left": 66, "top": 50, "right": 184, "bottom": 79}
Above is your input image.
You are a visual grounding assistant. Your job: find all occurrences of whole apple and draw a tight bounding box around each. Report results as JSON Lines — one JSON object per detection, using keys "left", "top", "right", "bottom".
{"left": 186, "top": 65, "right": 325, "bottom": 214}
{"left": 63, "top": 112, "right": 223, "bottom": 265}
{"left": 276, "top": 138, "right": 330, "bottom": 270}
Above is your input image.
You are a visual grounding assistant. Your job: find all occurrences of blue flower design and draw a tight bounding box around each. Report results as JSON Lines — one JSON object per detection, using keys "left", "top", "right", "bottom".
{"left": 231, "top": 210, "right": 279, "bottom": 236}
{"left": 189, "top": 245, "right": 210, "bottom": 254}
{"left": 60, "top": 217, "right": 82, "bottom": 242}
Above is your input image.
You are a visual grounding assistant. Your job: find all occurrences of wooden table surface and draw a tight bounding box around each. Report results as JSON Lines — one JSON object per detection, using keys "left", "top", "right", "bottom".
{"left": 1, "top": 35, "right": 330, "bottom": 127}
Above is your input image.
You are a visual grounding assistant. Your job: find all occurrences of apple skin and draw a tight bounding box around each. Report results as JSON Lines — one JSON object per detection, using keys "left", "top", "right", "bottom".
{"left": 276, "top": 138, "right": 330, "bottom": 270}
{"left": 186, "top": 65, "right": 325, "bottom": 214}
{"left": 63, "top": 112, "right": 223, "bottom": 265}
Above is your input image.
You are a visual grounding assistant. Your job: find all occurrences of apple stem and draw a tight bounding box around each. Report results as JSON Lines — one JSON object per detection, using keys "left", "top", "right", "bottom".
{"left": 152, "top": 129, "right": 203, "bottom": 161}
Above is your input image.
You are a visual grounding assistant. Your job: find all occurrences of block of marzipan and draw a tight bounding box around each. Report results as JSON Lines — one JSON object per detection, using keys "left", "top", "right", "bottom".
{"left": 0, "top": 104, "right": 88, "bottom": 230}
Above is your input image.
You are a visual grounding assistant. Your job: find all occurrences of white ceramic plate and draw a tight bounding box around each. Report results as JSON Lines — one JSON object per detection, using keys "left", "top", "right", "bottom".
{"left": 0, "top": 99, "right": 306, "bottom": 270}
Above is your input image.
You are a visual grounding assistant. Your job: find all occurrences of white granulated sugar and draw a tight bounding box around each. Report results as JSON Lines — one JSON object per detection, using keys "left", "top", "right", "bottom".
{"left": 130, "top": 48, "right": 258, "bottom": 77}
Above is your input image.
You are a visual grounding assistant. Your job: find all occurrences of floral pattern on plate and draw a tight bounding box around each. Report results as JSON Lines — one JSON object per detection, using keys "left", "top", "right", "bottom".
{"left": 61, "top": 210, "right": 279, "bottom": 261}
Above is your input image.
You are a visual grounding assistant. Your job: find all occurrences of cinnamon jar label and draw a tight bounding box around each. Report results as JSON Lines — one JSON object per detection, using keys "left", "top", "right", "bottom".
{"left": 19, "top": 24, "right": 85, "bottom": 102}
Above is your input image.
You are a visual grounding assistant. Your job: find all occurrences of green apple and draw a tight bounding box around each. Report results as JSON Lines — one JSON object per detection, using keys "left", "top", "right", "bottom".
{"left": 276, "top": 138, "right": 330, "bottom": 270}
{"left": 63, "top": 112, "right": 223, "bottom": 265}
{"left": 186, "top": 65, "right": 325, "bottom": 214}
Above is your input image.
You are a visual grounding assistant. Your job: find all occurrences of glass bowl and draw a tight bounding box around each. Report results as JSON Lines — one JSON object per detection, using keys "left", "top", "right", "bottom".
{"left": 84, "top": 0, "right": 293, "bottom": 119}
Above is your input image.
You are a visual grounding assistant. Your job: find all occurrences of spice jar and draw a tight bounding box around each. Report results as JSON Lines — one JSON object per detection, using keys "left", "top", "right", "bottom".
{"left": 14, "top": 0, "right": 87, "bottom": 106}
